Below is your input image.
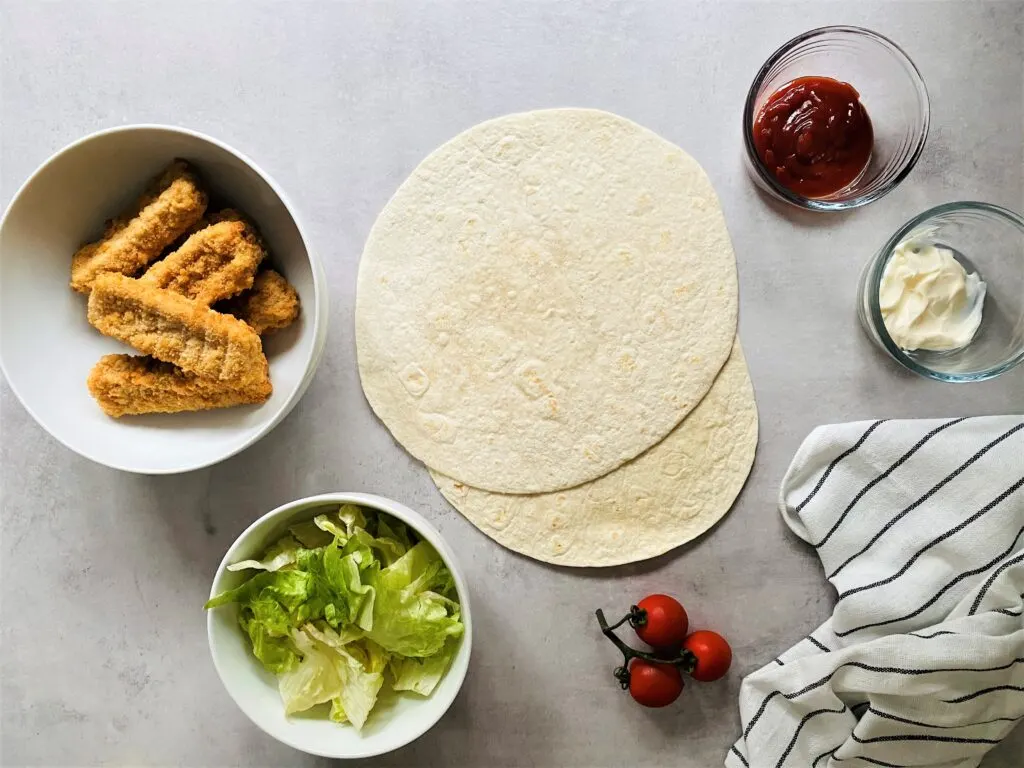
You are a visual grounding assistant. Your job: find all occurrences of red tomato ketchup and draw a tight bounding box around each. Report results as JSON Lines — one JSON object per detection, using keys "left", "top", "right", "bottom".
{"left": 752, "top": 76, "right": 873, "bottom": 198}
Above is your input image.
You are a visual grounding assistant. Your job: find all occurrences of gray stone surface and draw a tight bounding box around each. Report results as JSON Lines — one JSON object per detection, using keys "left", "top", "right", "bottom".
{"left": 1, "top": 1, "right": 1022, "bottom": 766}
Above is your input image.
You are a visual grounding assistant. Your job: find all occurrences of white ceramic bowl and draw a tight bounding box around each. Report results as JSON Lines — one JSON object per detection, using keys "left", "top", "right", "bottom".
{"left": 207, "top": 492, "right": 472, "bottom": 759}
{"left": 0, "top": 125, "right": 328, "bottom": 473}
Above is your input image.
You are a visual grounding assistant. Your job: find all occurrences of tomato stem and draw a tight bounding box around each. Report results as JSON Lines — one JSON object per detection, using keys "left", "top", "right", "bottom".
{"left": 605, "top": 605, "right": 645, "bottom": 631}
{"left": 596, "top": 608, "right": 697, "bottom": 680}
{"left": 613, "top": 665, "right": 630, "bottom": 690}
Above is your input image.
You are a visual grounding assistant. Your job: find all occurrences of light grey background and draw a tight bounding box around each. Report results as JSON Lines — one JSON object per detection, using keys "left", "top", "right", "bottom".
{"left": 1, "top": 1, "right": 1022, "bottom": 766}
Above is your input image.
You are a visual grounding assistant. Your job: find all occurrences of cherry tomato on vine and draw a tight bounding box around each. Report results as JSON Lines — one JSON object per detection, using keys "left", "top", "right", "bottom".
{"left": 683, "top": 630, "right": 732, "bottom": 682}
{"left": 632, "top": 594, "right": 689, "bottom": 651}
{"left": 628, "top": 659, "right": 684, "bottom": 707}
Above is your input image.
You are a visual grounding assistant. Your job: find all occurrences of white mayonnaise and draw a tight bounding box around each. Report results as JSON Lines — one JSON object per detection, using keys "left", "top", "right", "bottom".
{"left": 879, "top": 240, "right": 986, "bottom": 351}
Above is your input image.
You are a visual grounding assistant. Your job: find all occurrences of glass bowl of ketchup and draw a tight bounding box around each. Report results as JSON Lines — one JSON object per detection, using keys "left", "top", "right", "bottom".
{"left": 743, "top": 26, "right": 929, "bottom": 211}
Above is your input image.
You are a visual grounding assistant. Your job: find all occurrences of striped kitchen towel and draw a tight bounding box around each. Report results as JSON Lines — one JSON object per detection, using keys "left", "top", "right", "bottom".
{"left": 728, "top": 416, "right": 1024, "bottom": 768}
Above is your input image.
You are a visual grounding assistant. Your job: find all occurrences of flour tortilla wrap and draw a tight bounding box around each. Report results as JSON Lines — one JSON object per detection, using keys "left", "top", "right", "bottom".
{"left": 431, "top": 342, "right": 757, "bottom": 567}
{"left": 356, "top": 109, "right": 738, "bottom": 493}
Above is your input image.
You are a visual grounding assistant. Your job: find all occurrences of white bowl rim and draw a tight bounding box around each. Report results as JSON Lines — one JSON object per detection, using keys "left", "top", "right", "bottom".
{"left": 206, "top": 492, "right": 473, "bottom": 759}
{"left": 0, "top": 123, "right": 329, "bottom": 474}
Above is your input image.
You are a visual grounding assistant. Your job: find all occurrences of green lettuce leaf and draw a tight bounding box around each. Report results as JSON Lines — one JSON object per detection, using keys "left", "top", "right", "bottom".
{"left": 336, "top": 504, "right": 369, "bottom": 535}
{"left": 205, "top": 569, "right": 314, "bottom": 611}
{"left": 278, "top": 628, "right": 386, "bottom": 730}
{"left": 390, "top": 638, "right": 457, "bottom": 696}
{"left": 292, "top": 541, "right": 377, "bottom": 630}
{"left": 240, "top": 612, "right": 300, "bottom": 673}
{"left": 277, "top": 628, "right": 342, "bottom": 715}
{"left": 206, "top": 570, "right": 316, "bottom": 673}
{"left": 288, "top": 520, "right": 334, "bottom": 549}
{"left": 318, "top": 507, "right": 409, "bottom": 568}
{"left": 367, "top": 542, "right": 464, "bottom": 657}
{"left": 306, "top": 621, "right": 365, "bottom": 649}
{"left": 321, "top": 623, "right": 364, "bottom": 646}
{"left": 377, "top": 516, "right": 414, "bottom": 553}
{"left": 328, "top": 639, "right": 388, "bottom": 730}
{"left": 227, "top": 535, "right": 301, "bottom": 573}
{"left": 312, "top": 513, "right": 351, "bottom": 541}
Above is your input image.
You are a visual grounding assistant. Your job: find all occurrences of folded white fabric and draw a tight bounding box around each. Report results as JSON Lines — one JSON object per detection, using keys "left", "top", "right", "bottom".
{"left": 729, "top": 416, "right": 1024, "bottom": 768}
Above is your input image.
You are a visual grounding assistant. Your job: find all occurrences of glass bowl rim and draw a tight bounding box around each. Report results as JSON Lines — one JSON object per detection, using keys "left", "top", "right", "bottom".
{"left": 742, "top": 24, "right": 931, "bottom": 212}
{"left": 866, "top": 201, "right": 1024, "bottom": 382}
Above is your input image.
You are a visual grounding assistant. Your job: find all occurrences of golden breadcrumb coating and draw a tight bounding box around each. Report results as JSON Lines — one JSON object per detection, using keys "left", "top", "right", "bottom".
{"left": 87, "top": 274, "right": 268, "bottom": 385}
{"left": 70, "top": 160, "right": 208, "bottom": 292}
{"left": 87, "top": 354, "right": 272, "bottom": 417}
{"left": 222, "top": 269, "right": 301, "bottom": 334}
{"left": 208, "top": 209, "right": 269, "bottom": 251}
{"left": 140, "top": 219, "right": 264, "bottom": 305}
{"left": 163, "top": 207, "right": 247, "bottom": 253}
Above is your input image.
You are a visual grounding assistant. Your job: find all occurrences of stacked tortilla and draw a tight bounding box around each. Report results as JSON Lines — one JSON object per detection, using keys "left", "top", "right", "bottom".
{"left": 356, "top": 109, "right": 757, "bottom": 567}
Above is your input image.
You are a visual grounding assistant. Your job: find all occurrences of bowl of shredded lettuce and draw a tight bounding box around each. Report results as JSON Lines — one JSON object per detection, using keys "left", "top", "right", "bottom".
{"left": 206, "top": 492, "right": 471, "bottom": 758}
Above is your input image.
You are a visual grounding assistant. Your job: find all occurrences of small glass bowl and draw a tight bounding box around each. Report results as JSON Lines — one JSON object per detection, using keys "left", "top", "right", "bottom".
{"left": 858, "top": 202, "right": 1024, "bottom": 382}
{"left": 743, "top": 26, "right": 930, "bottom": 211}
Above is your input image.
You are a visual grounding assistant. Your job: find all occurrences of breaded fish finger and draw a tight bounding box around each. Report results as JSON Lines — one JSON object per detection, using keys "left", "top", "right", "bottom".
{"left": 221, "top": 269, "right": 301, "bottom": 334}
{"left": 140, "top": 220, "right": 265, "bottom": 305}
{"left": 87, "top": 354, "right": 272, "bottom": 417}
{"left": 87, "top": 274, "right": 268, "bottom": 384}
{"left": 71, "top": 160, "right": 208, "bottom": 293}
{"left": 161, "top": 207, "right": 244, "bottom": 253}
{"left": 208, "top": 209, "right": 270, "bottom": 252}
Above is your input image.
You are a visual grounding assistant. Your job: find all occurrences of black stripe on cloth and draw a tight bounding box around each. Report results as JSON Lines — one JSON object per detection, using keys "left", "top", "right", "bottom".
{"left": 997, "top": 607, "right": 1023, "bottom": 617}
{"left": 774, "top": 705, "right": 848, "bottom": 768}
{"left": 795, "top": 420, "right": 887, "bottom": 513}
{"left": 835, "top": 475, "right": 1024, "bottom": 604}
{"left": 832, "top": 754, "right": 902, "bottom": 766}
{"left": 742, "top": 659, "right": 1024, "bottom": 739}
{"left": 812, "top": 418, "right": 966, "bottom": 548}
{"left": 911, "top": 630, "right": 958, "bottom": 639}
{"left": 867, "top": 706, "right": 1024, "bottom": 730}
{"left": 829, "top": 423, "right": 1024, "bottom": 580}
{"left": 812, "top": 746, "right": 839, "bottom": 767}
{"left": 851, "top": 731, "right": 1002, "bottom": 746}
{"left": 835, "top": 522, "right": 1024, "bottom": 637}
{"left": 968, "top": 552, "right": 1024, "bottom": 615}
{"left": 773, "top": 658, "right": 785, "bottom": 666}
{"left": 944, "top": 685, "right": 1024, "bottom": 704}
{"left": 807, "top": 635, "right": 831, "bottom": 652}
{"left": 730, "top": 745, "right": 750, "bottom": 767}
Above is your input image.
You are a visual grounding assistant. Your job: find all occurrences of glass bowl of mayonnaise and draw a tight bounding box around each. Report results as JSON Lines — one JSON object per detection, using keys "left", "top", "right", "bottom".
{"left": 858, "top": 202, "right": 1024, "bottom": 382}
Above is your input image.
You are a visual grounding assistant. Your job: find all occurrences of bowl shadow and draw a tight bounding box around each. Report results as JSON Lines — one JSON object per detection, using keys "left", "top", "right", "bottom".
{"left": 738, "top": 156, "right": 863, "bottom": 229}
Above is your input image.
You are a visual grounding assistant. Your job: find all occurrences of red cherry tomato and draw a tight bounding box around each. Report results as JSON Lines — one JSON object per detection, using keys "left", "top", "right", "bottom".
{"left": 633, "top": 594, "right": 689, "bottom": 651}
{"left": 683, "top": 630, "right": 732, "bottom": 682}
{"left": 628, "top": 659, "right": 684, "bottom": 707}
